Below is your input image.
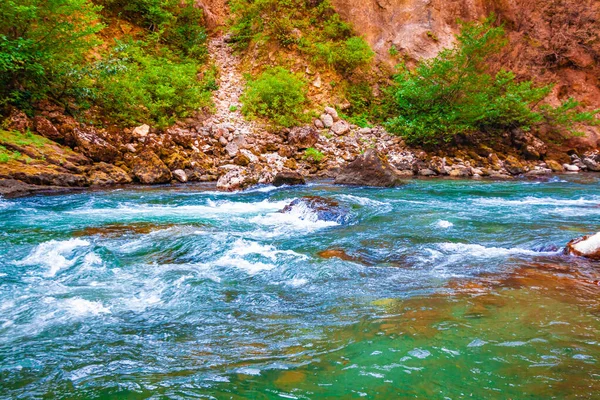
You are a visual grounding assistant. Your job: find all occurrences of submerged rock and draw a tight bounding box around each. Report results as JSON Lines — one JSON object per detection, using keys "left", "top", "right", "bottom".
{"left": 272, "top": 171, "right": 306, "bottom": 187}
{"left": 334, "top": 149, "right": 404, "bottom": 187}
{"left": 281, "top": 196, "right": 349, "bottom": 224}
{"left": 565, "top": 233, "right": 600, "bottom": 260}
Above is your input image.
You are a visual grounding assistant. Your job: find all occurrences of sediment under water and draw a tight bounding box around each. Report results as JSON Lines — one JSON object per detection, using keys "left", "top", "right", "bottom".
{"left": 0, "top": 176, "right": 599, "bottom": 399}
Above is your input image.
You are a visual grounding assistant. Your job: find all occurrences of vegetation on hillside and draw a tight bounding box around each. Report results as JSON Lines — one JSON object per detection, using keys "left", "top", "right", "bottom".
{"left": 0, "top": 0, "right": 215, "bottom": 127}
{"left": 229, "top": 0, "right": 373, "bottom": 75}
{"left": 241, "top": 67, "right": 308, "bottom": 127}
{"left": 384, "top": 17, "right": 599, "bottom": 146}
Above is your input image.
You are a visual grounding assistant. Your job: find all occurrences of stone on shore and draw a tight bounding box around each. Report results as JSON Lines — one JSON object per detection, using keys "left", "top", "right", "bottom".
{"left": 288, "top": 126, "right": 320, "bottom": 149}
{"left": 172, "top": 169, "right": 188, "bottom": 183}
{"left": 129, "top": 150, "right": 172, "bottom": 184}
{"left": 334, "top": 149, "right": 405, "bottom": 187}
{"left": 216, "top": 167, "right": 257, "bottom": 191}
{"left": 272, "top": 171, "right": 306, "bottom": 187}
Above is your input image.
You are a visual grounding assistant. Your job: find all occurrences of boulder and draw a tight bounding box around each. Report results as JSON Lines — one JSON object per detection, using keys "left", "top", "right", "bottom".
{"left": 132, "top": 124, "right": 150, "bottom": 138}
{"left": 449, "top": 166, "right": 472, "bottom": 177}
{"left": 6, "top": 108, "right": 31, "bottom": 132}
{"left": 418, "top": 168, "right": 437, "bottom": 176}
{"left": 583, "top": 156, "right": 600, "bottom": 172}
{"left": 0, "top": 179, "right": 69, "bottom": 198}
{"left": 331, "top": 120, "right": 350, "bottom": 136}
{"left": 545, "top": 160, "right": 564, "bottom": 172}
{"left": 503, "top": 156, "right": 526, "bottom": 175}
{"left": 320, "top": 113, "right": 334, "bottom": 128}
{"left": 130, "top": 150, "right": 172, "bottom": 184}
{"left": 334, "top": 149, "right": 404, "bottom": 187}
{"left": 11, "top": 171, "right": 87, "bottom": 187}
{"left": 565, "top": 232, "right": 600, "bottom": 260}
{"left": 225, "top": 141, "right": 239, "bottom": 158}
{"left": 272, "top": 171, "right": 306, "bottom": 187}
{"left": 33, "top": 117, "right": 62, "bottom": 142}
{"left": 87, "top": 163, "right": 132, "bottom": 185}
{"left": 324, "top": 106, "right": 339, "bottom": 120}
{"left": 216, "top": 167, "right": 257, "bottom": 191}
{"left": 288, "top": 126, "right": 319, "bottom": 149}
{"left": 172, "top": 169, "right": 188, "bottom": 183}
{"left": 72, "top": 128, "right": 118, "bottom": 163}
{"left": 563, "top": 164, "right": 580, "bottom": 172}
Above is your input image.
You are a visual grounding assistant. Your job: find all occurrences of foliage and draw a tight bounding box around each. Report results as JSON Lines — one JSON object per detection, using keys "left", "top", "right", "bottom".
{"left": 241, "top": 67, "right": 307, "bottom": 127}
{"left": 0, "top": 0, "right": 104, "bottom": 110}
{"left": 0, "top": 129, "right": 55, "bottom": 148}
{"left": 98, "top": 0, "right": 208, "bottom": 58}
{"left": 89, "top": 40, "right": 212, "bottom": 127}
{"left": 229, "top": 0, "right": 373, "bottom": 75}
{"left": 303, "top": 147, "right": 324, "bottom": 163}
{"left": 0, "top": 145, "right": 20, "bottom": 163}
{"left": 385, "top": 16, "right": 599, "bottom": 146}
{"left": 0, "top": 0, "right": 211, "bottom": 128}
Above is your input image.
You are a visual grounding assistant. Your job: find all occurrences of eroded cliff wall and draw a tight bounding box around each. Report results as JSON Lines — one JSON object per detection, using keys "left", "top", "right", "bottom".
{"left": 330, "top": 0, "right": 600, "bottom": 146}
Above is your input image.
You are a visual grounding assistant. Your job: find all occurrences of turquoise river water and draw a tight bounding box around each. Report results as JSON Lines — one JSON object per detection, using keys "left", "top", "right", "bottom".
{"left": 1, "top": 176, "right": 599, "bottom": 399}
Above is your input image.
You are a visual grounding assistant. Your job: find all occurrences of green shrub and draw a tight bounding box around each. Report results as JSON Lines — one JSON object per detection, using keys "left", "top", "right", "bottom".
{"left": 385, "top": 16, "right": 599, "bottom": 146}
{"left": 92, "top": 40, "right": 213, "bottom": 127}
{"left": 241, "top": 67, "right": 307, "bottom": 127}
{"left": 304, "top": 147, "right": 324, "bottom": 163}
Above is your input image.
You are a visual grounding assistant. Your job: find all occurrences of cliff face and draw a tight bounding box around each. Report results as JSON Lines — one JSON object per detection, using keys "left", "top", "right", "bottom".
{"left": 330, "top": 0, "right": 600, "bottom": 148}
{"left": 196, "top": 0, "right": 228, "bottom": 29}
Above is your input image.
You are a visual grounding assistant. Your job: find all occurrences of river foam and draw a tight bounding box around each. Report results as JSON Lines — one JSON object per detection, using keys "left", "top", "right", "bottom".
{"left": 16, "top": 238, "right": 90, "bottom": 277}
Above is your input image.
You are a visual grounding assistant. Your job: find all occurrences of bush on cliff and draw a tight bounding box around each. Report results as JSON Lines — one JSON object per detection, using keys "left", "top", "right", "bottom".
{"left": 241, "top": 67, "right": 307, "bottom": 127}
{"left": 385, "top": 16, "right": 599, "bottom": 146}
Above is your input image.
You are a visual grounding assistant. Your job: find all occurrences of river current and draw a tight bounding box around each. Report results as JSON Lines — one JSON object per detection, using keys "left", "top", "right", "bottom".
{"left": 1, "top": 176, "right": 599, "bottom": 399}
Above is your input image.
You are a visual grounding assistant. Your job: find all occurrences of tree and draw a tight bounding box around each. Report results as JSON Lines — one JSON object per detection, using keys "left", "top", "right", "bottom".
{"left": 0, "top": 0, "right": 104, "bottom": 110}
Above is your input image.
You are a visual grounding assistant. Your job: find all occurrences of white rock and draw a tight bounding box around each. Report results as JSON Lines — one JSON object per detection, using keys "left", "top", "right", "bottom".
{"left": 324, "top": 107, "right": 339, "bottom": 120}
{"left": 566, "top": 232, "right": 600, "bottom": 260}
{"left": 312, "top": 76, "right": 322, "bottom": 88}
{"left": 563, "top": 164, "right": 580, "bottom": 172}
{"left": 331, "top": 120, "right": 350, "bottom": 136}
{"left": 216, "top": 168, "right": 255, "bottom": 192}
{"left": 132, "top": 124, "right": 150, "bottom": 138}
{"left": 172, "top": 169, "right": 188, "bottom": 183}
{"left": 239, "top": 149, "right": 258, "bottom": 163}
{"left": 225, "top": 142, "right": 239, "bottom": 158}
{"left": 320, "top": 113, "right": 334, "bottom": 128}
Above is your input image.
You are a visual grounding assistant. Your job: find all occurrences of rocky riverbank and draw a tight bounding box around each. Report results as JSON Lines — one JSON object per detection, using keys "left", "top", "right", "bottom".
{"left": 1, "top": 34, "right": 598, "bottom": 196}
{"left": 2, "top": 100, "right": 599, "bottom": 196}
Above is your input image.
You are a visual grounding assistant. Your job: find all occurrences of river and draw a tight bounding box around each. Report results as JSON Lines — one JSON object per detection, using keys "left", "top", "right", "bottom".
{"left": 1, "top": 176, "right": 599, "bottom": 398}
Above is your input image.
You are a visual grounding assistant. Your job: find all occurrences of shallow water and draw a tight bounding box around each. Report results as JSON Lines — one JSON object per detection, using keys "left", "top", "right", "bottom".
{"left": 1, "top": 176, "right": 599, "bottom": 399}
